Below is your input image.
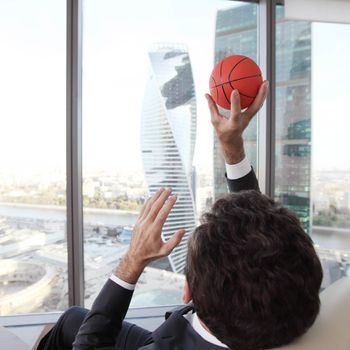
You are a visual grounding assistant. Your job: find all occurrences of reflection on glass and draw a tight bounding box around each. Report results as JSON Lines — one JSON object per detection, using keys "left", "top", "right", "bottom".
{"left": 275, "top": 6, "right": 350, "bottom": 288}
{"left": 213, "top": 4, "right": 258, "bottom": 200}
{"left": 0, "top": 0, "right": 67, "bottom": 314}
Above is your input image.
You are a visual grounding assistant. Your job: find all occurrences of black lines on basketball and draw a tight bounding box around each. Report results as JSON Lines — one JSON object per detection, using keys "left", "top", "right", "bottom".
{"left": 209, "top": 55, "right": 262, "bottom": 109}
{"left": 228, "top": 56, "right": 248, "bottom": 83}
{"left": 239, "top": 92, "right": 255, "bottom": 99}
{"left": 214, "top": 74, "right": 262, "bottom": 89}
{"left": 234, "top": 73, "right": 261, "bottom": 82}
{"left": 221, "top": 85, "right": 230, "bottom": 105}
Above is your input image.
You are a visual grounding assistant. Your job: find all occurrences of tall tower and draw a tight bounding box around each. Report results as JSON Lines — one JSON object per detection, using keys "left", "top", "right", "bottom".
{"left": 275, "top": 7, "right": 312, "bottom": 232}
{"left": 141, "top": 43, "right": 197, "bottom": 273}
{"left": 213, "top": 5, "right": 312, "bottom": 232}
{"left": 213, "top": 4, "right": 258, "bottom": 200}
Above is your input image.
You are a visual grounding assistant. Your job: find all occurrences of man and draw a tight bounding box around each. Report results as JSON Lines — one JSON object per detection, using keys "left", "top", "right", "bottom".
{"left": 37, "top": 81, "right": 323, "bottom": 350}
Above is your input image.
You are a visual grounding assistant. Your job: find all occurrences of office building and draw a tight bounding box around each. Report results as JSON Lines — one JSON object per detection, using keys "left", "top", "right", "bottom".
{"left": 213, "top": 4, "right": 258, "bottom": 200}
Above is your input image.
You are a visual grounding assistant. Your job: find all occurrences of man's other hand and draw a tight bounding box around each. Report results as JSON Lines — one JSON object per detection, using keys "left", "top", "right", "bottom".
{"left": 115, "top": 188, "right": 186, "bottom": 284}
{"left": 206, "top": 80, "right": 269, "bottom": 164}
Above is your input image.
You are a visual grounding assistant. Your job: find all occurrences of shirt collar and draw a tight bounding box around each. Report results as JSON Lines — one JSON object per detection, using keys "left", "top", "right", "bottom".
{"left": 183, "top": 311, "right": 229, "bottom": 348}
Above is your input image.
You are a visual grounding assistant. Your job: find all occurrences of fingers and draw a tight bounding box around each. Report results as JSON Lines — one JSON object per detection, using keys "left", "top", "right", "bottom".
{"left": 160, "top": 229, "right": 186, "bottom": 256}
{"left": 230, "top": 89, "right": 241, "bottom": 122}
{"left": 155, "top": 194, "right": 177, "bottom": 226}
{"left": 243, "top": 80, "right": 269, "bottom": 121}
{"left": 138, "top": 188, "right": 165, "bottom": 221}
{"left": 147, "top": 188, "right": 173, "bottom": 221}
{"left": 205, "top": 94, "right": 222, "bottom": 126}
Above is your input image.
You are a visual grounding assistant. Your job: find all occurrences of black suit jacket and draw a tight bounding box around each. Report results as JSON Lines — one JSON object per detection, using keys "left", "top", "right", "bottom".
{"left": 73, "top": 169, "right": 259, "bottom": 350}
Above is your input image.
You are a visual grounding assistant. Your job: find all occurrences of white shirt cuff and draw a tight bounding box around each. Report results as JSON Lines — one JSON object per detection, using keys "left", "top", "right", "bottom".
{"left": 109, "top": 274, "right": 136, "bottom": 291}
{"left": 225, "top": 157, "right": 251, "bottom": 180}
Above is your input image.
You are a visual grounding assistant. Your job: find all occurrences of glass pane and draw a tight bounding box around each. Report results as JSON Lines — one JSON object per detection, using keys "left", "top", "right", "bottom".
{"left": 0, "top": 0, "right": 67, "bottom": 314}
{"left": 275, "top": 6, "right": 350, "bottom": 288}
{"left": 82, "top": 0, "right": 258, "bottom": 308}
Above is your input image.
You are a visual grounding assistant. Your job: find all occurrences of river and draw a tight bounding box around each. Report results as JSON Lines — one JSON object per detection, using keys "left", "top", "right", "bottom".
{"left": 0, "top": 203, "right": 139, "bottom": 227}
{"left": 1, "top": 203, "right": 350, "bottom": 252}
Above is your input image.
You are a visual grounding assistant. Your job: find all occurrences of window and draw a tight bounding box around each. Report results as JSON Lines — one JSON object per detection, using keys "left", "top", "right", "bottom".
{"left": 3, "top": 0, "right": 347, "bottom": 324}
{"left": 82, "top": 0, "right": 258, "bottom": 308}
{"left": 275, "top": 6, "right": 350, "bottom": 288}
{"left": 0, "top": 0, "right": 67, "bottom": 315}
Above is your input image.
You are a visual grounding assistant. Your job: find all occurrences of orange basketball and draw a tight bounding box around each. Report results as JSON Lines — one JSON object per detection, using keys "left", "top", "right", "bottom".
{"left": 209, "top": 55, "right": 263, "bottom": 110}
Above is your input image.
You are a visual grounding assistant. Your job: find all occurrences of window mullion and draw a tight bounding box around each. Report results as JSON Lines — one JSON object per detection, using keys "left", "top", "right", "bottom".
{"left": 66, "top": 0, "right": 84, "bottom": 307}
{"left": 257, "top": 0, "right": 276, "bottom": 198}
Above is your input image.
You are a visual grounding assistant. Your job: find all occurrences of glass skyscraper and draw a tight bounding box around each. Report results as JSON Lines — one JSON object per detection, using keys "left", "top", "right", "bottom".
{"left": 275, "top": 7, "right": 312, "bottom": 232}
{"left": 213, "top": 5, "right": 312, "bottom": 232}
{"left": 141, "top": 44, "right": 197, "bottom": 273}
{"left": 213, "top": 4, "right": 258, "bottom": 200}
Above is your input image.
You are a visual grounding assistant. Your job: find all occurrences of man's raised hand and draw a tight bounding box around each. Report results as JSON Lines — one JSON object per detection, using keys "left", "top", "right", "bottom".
{"left": 115, "top": 188, "right": 185, "bottom": 284}
{"left": 206, "top": 80, "right": 269, "bottom": 164}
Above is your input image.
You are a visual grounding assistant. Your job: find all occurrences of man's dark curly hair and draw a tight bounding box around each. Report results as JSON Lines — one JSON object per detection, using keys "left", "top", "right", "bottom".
{"left": 185, "top": 190, "right": 323, "bottom": 350}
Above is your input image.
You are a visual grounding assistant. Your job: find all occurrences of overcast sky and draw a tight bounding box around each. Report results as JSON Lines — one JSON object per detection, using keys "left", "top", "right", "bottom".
{"left": 0, "top": 0, "right": 349, "bottom": 179}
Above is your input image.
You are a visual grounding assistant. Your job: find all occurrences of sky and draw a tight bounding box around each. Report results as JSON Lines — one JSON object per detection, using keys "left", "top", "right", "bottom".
{"left": 0, "top": 0, "right": 350, "bottom": 179}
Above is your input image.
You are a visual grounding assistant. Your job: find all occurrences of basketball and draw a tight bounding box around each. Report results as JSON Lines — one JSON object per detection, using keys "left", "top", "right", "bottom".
{"left": 209, "top": 55, "right": 263, "bottom": 110}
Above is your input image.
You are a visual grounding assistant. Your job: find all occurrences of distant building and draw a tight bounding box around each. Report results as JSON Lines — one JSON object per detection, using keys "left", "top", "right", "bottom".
{"left": 213, "top": 5, "right": 312, "bottom": 232}
{"left": 213, "top": 4, "right": 258, "bottom": 200}
{"left": 275, "top": 7, "right": 312, "bottom": 232}
{"left": 141, "top": 43, "right": 197, "bottom": 273}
